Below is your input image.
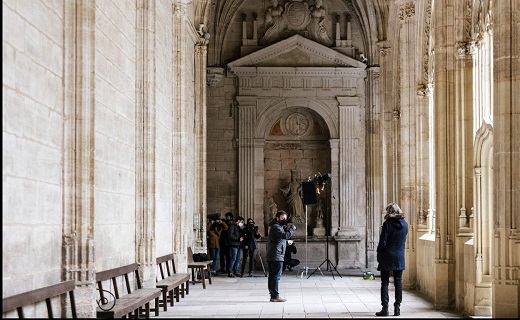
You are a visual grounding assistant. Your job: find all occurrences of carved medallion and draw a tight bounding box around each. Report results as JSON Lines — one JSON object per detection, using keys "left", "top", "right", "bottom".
{"left": 285, "top": 112, "right": 309, "bottom": 136}
{"left": 283, "top": 1, "right": 311, "bottom": 31}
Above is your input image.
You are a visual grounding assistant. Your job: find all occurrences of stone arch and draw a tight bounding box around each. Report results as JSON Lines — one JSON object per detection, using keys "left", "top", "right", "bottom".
{"left": 254, "top": 98, "right": 339, "bottom": 139}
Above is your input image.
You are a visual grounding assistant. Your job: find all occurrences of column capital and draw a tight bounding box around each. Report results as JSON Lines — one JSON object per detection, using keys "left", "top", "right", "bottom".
{"left": 336, "top": 96, "right": 360, "bottom": 106}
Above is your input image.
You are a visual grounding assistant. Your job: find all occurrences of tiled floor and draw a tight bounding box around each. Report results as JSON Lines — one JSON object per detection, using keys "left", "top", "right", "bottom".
{"left": 158, "top": 268, "right": 468, "bottom": 318}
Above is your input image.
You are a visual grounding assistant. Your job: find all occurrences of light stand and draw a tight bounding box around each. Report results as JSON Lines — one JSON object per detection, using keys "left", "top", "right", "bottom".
{"left": 297, "top": 204, "right": 309, "bottom": 278}
{"left": 307, "top": 173, "right": 342, "bottom": 279}
{"left": 298, "top": 177, "right": 315, "bottom": 278}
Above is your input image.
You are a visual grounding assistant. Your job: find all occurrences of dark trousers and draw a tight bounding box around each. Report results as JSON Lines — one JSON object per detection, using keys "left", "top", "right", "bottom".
{"left": 241, "top": 248, "right": 255, "bottom": 274}
{"left": 380, "top": 270, "right": 403, "bottom": 307}
{"left": 267, "top": 261, "right": 283, "bottom": 299}
{"left": 219, "top": 244, "right": 228, "bottom": 271}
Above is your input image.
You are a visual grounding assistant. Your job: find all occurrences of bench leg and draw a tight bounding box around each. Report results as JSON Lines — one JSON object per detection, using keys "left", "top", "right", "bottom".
{"left": 161, "top": 290, "right": 168, "bottom": 312}
{"left": 185, "top": 280, "right": 189, "bottom": 295}
{"left": 180, "top": 283, "right": 185, "bottom": 298}
{"left": 191, "top": 268, "right": 196, "bottom": 284}
{"left": 154, "top": 297, "right": 159, "bottom": 317}
{"left": 174, "top": 287, "right": 180, "bottom": 303}
{"left": 207, "top": 266, "right": 213, "bottom": 285}
{"left": 200, "top": 268, "right": 206, "bottom": 289}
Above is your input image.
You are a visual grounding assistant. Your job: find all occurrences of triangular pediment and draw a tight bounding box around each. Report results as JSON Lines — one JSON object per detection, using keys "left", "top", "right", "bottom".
{"left": 227, "top": 35, "right": 365, "bottom": 69}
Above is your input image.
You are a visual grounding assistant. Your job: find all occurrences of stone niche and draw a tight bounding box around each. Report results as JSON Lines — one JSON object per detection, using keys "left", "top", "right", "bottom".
{"left": 227, "top": 34, "right": 367, "bottom": 269}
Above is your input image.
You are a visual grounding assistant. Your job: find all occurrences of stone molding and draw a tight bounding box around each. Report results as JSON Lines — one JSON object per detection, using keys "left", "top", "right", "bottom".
{"left": 206, "top": 67, "right": 225, "bottom": 87}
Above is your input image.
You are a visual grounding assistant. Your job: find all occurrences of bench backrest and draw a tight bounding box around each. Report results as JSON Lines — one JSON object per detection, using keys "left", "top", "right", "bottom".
{"left": 187, "top": 247, "right": 195, "bottom": 263}
{"left": 2, "top": 280, "right": 77, "bottom": 318}
{"left": 96, "top": 263, "right": 142, "bottom": 300}
{"left": 156, "top": 254, "right": 178, "bottom": 280}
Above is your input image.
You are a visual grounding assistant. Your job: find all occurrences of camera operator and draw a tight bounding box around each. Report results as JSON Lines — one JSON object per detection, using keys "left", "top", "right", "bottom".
{"left": 240, "top": 218, "right": 261, "bottom": 277}
{"left": 207, "top": 216, "right": 228, "bottom": 275}
{"left": 266, "top": 210, "right": 296, "bottom": 302}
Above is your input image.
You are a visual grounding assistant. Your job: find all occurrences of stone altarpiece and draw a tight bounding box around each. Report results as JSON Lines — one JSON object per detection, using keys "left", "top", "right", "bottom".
{"left": 227, "top": 34, "right": 368, "bottom": 268}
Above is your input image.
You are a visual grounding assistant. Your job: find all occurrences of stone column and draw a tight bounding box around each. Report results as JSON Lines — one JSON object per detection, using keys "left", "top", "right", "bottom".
{"left": 335, "top": 96, "right": 363, "bottom": 269}
{"left": 365, "top": 66, "right": 381, "bottom": 267}
{"left": 432, "top": 0, "right": 458, "bottom": 309}
{"left": 194, "top": 32, "right": 210, "bottom": 250}
{"left": 136, "top": 0, "right": 157, "bottom": 289}
{"left": 62, "top": 0, "right": 96, "bottom": 317}
{"left": 492, "top": 0, "right": 519, "bottom": 317}
{"left": 172, "top": 3, "right": 188, "bottom": 264}
{"left": 236, "top": 96, "right": 256, "bottom": 219}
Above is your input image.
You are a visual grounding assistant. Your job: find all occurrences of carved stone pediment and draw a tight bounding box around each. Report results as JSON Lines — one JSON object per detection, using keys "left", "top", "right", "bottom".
{"left": 228, "top": 34, "right": 365, "bottom": 70}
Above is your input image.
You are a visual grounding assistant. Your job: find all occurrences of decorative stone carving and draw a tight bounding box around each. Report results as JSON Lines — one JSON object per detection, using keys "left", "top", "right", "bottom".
{"left": 259, "top": 0, "right": 333, "bottom": 46}
{"left": 417, "top": 83, "right": 432, "bottom": 96}
{"left": 206, "top": 67, "right": 225, "bottom": 87}
{"left": 280, "top": 169, "right": 305, "bottom": 223}
{"left": 455, "top": 41, "right": 476, "bottom": 59}
{"left": 285, "top": 112, "right": 310, "bottom": 136}
{"left": 398, "top": 2, "right": 416, "bottom": 22}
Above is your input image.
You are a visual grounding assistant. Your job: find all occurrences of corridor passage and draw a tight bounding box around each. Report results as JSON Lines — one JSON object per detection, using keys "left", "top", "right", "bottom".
{"left": 159, "top": 269, "right": 468, "bottom": 318}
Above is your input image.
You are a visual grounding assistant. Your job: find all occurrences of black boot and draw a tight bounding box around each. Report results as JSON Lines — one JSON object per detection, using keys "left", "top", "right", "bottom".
{"left": 376, "top": 306, "right": 389, "bottom": 316}
{"left": 394, "top": 303, "right": 400, "bottom": 316}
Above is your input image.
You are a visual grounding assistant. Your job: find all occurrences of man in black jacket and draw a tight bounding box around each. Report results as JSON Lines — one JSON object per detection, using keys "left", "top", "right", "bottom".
{"left": 375, "top": 203, "right": 409, "bottom": 317}
{"left": 218, "top": 212, "right": 233, "bottom": 274}
{"left": 241, "top": 218, "right": 261, "bottom": 277}
{"left": 266, "top": 210, "right": 296, "bottom": 302}
{"left": 226, "top": 215, "right": 244, "bottom": 277}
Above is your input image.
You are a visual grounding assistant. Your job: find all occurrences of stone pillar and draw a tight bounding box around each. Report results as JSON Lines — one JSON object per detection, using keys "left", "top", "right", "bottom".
{"left": 62, "top": 0, "right": 96, "bottom": 317}
{"left": 366, "top": 66, "right": 381, "bottom": 268}
{"left": 432, "top": 0, "right": 457, "bottom": 309}
{"left": 254, "top": 138, "right": 266, "bottom": 223}
{"left": 397, "top": 0, "right": 420, "bottom": 288}
{"left": 492, "top": 0, "right": 520, "bottom": 317}
{"left": 236, "top": 96, "right": 256, "bottom": 219}
{"left": 135, "top": 0, "right": 157, "bottom": 289}
{"left": 172, "top": 3, "right": 188, "bottom": 264}
{"left": 194, "top": 31, "right": 210, "bottom": 250}
{"left": 335, "top": 96, "right": 363, "bottom": 269}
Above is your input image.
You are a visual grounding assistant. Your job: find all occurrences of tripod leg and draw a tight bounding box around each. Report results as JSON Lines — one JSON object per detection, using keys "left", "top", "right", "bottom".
{"left": 327, "top": 259, "right": 342, "bottom": 278}
{"left": 256, "top": 250, "right": 267, "bottom": 277}
{"left": 306, "top": 259, "right": 327, "bottom": 279}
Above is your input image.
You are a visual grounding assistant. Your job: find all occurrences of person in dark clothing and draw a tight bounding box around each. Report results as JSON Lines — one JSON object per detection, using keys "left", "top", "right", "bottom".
{"left": 241, "top": 218, "right": 261, "bottom": 277}
{"left": 218, "top": 212, "right": 234, "bottom": 274}
{"left": 375, "top": 203, "right": 409, "bottom": 317}
{"left": 207, "top": 216, "right": 228, "bottom": 275}
{"left": 283, "top": 240, "right": 300, "bottom": 271}
{"left": 227, "top": 215, "right": 244, "bottom": 277}
{"left": 266, "top": 210, "right": 296, "bottom": 302}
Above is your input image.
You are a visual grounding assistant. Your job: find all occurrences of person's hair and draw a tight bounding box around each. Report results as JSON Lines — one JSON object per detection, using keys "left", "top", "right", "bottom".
{"left": 383, "top": 203, "right": 405, "bottom": 219}
{"left": 275, "top": 210, "right": 287, "bottom": 219}
{"left": 225, "top": 212, "right": 233, "bottom": 219}
{"left": 236, "top": 216, "right": 244, "bottom": 222}
{"left": 247, "top": 218, "right": 254, "bottom": 224}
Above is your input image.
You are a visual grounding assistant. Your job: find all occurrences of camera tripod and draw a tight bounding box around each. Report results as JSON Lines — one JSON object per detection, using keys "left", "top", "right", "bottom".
{"left": 255, "top": 249, "right": 267, "bottom": 277}
{"left": 241, "top": 244, "right": 267, "bottom": 277}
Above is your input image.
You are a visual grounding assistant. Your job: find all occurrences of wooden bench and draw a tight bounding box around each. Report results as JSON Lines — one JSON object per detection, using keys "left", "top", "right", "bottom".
{"left": 187, "top": 247, "right": 213, "bottom": 289}
{"left": 155, "top": 254, "right": 190, "bottom": 311}
{"left": 2, "top": 280, "right": 77, "bottom": 318}
{"left": 96, "top": 263, "right": 162, "bottom": 318}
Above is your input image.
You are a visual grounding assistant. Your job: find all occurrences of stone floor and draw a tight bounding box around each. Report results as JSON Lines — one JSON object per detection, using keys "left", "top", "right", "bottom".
{"left": 157, "top": 268, "right": 473, "bottom": 318}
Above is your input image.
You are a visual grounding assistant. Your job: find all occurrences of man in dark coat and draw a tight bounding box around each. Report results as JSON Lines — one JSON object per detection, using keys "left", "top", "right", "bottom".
{"left": 376, "top": 203, "right": 409, "bottom": 317}
{"left": 266, "top": 210, "right": 296, "bottom": 302}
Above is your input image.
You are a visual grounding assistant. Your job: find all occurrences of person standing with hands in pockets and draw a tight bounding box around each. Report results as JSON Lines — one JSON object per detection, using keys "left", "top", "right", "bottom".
{"left": 266, "top": 210, "right": 296, "bottom": 302}
{"left": 375, "top": 203, "right": 409, "bottom": 317}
